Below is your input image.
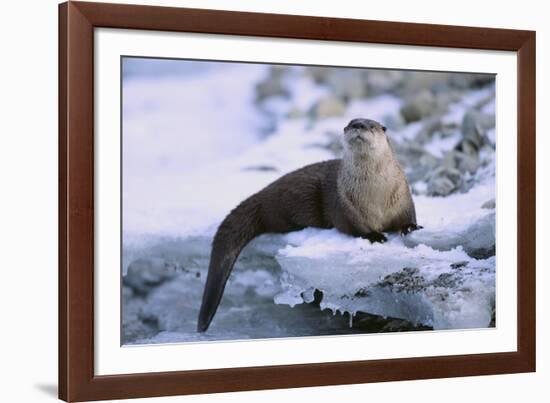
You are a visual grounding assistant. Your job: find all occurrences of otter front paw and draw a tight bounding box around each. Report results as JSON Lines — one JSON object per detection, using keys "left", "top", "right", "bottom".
{"left": 363, "top": 232, "right": 387, "bottom": 243}
{"left": 401, "top": 224, "right": 423, "bottom": 235}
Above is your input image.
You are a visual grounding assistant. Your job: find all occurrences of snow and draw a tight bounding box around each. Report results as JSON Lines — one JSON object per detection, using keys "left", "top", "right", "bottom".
{"left": 424, "top": 132, "right": 461, "bottom": 158}
{"left": 346, "top": 94, "right": 402, "bottom": 122}
{"left": 122, "top": 60, "right": 270, "bottom": 238}
{"left": 122, "top": 64, "right": 403, "bottom": 246}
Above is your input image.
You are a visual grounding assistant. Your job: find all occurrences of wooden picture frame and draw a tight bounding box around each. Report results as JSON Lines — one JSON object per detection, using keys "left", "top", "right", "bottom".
{"left": 59, "top": 1, "right": 536, "bottom": 401}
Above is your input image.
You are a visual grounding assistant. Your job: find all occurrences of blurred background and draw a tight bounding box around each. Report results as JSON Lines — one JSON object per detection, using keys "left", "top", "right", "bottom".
{"left": 122, "top": 57, "right": 496, "bottom": 345}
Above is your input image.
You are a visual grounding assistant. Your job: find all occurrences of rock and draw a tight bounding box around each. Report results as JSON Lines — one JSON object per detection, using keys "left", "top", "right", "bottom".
{"left": 392, "top": 141, "right": 440, "bottom": 183}
{"left": 123, "top": 258, "right": 178, "bottom": 296}
{"left": 378, "top": 267, "right": 425, "bottom": 293}
{"left": 310, "top": 97, "right": 346, "bottom": 119}
{"left": 286, "top": 107, "right": 306, "bottom": 119}
{"left": 351, "top": 311, "right": 431, "bottom": 332}
{"left": 325, "top": 69, "right": 368, "bottom": 100}
{"left": 242, "top": 165, "right": 278, "bottom": 172}
{"left": 434, "top": 90, "right": 463, "bottom": 107}
{"left": 304, "top": 66, "right": 333, "bottom": 84}
{"left": 122, "top": 286, "right": 159, "bottom": 343}
{"left": 366, "top": 70, "right": 404, "bottom": 95}
{"left": 457, "top": 139, "right": 479, "bottom": 157}
{"left": 426, "top": 167, "right": 463, "bottom": 196}
{"left": 122, "top": 285, "right": 133, "bottom": 299}
{"left": 450, "top": 261, "right": 469, "bottom": 269}
{"left": 462, "top": 111, "right": 485, "bottom": 139}
{"left": 255, "top": 66, "right": 290, "bottom": 102}
{"left": 255, "top": 80, "right": 289, "bottom": 102}
{"left": 400, "top": 90, "right": 437, "bottom": 122}
{"left": 399, "top": 72, "right": 451, "bottom": 95}
{"left": 460, "top": 109, "right": 495, "bottom": 152}
{"left": 449, "top": 73, "right": 495, "bottom": 89}
{"left": 440, "top": 150, "right": 458, "bottom": 170}
{"left": 455, "top": 151, "right": 480, "bottom": 174}
{"left": 304, "top": 68, "right": 373, "bottom": 100}
{"left": 482, "top": 199, "right": 496, "bottom": 209}
{"left": 379, "top": 318, "right": 432, "bottom": 332}
{"left": 382, "top": 114, "right": 406, "bottom": 131}
{"left": 413, "top": 117, "right": 443, "bottom": 144}
{"left": 427, "top": 176, "right": 456, "bottom": 196}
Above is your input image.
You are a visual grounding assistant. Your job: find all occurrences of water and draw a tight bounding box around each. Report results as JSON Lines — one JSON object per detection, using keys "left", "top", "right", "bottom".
{"left": 122, "top": 235, "right": 430, "bottom": 345}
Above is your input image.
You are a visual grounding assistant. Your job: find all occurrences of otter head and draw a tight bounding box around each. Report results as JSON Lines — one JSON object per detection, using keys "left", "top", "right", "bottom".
{"left": 343, "top": 118, "right": 388, "bottom": 158}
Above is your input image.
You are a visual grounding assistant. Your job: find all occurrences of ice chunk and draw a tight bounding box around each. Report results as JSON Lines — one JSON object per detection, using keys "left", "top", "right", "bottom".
{"left": 274, "top": 230, "right": 495, "bottom": 330}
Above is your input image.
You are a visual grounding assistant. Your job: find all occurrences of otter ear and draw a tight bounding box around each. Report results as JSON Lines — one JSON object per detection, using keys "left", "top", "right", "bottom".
{"left": 381, "top": 125, "right": 387, "bottom": 133}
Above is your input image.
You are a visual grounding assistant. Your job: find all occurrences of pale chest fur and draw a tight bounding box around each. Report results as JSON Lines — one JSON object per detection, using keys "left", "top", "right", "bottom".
{"left": 338, "top": 158, "right": 408, "bottom": 232}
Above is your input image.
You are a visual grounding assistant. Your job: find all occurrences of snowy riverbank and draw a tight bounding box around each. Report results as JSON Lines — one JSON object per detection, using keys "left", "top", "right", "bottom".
{"left": 122, "top": 59, "right": 496, "bottom": 344}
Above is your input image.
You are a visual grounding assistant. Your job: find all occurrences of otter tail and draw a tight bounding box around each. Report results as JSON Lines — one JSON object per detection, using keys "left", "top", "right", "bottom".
{"left": 197, "top": 198, "right": 264, "bottom": 332}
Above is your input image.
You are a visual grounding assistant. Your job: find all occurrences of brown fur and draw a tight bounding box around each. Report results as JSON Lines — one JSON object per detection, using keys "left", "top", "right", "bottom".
{"left": 197, "top": 118, "right": 418, "bottom": 332}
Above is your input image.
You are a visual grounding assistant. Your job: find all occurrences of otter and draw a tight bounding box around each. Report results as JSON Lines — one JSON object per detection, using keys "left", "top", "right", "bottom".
{"left": 197, "top": 118, "right": 420, "bottom": 332}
